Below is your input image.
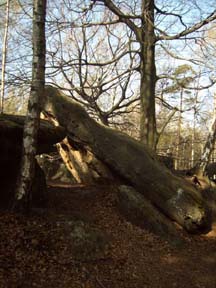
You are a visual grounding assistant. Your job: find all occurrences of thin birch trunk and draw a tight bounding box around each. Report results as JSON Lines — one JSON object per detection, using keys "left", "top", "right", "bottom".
{"left": 191, "top": 118, "right": 196, "bottom": 168}
{"left": 13, "top": 0, "right": 47, "bottom": 212}
{"left": 191, "top": 99, "right": 197, "bottom": 168}
{"left": 0, "top": 0, "right": 10, "bottom": 113}
{"left": 175, "top": 89, "right": 183, "bottom": 170}
{"left": 191, "top": 73, "right": 201, "bottom": 168}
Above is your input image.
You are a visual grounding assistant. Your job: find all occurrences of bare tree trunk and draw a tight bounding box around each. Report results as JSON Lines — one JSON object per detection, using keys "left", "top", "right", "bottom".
{"left": 191, "top": 73, "right": 201, "bottom": 168}
{"left": 191, "top": 117, "right": 196, "bottom": 168}
{"left": 139, "top": 0, "right": 157, "bottom": 148}
{"left": 175, "top": 89, "right": 183, "bottom": 170}
{"left": 0, "top": 0, "right": 10, "bottom": 114}
{"left": 13, "top": 0, "right": 47, "bottom": 212}
{"left": 93, "top": 0, "right": 157, "bottom": 149}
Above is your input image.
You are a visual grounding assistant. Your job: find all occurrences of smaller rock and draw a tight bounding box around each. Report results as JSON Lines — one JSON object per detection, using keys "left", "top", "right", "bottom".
{"left": 56, "top": 220, "right": 109, "bottom": 260}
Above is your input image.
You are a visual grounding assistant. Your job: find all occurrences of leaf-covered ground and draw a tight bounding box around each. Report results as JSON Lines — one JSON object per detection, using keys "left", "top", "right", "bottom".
{"left": 0, "top": 184, "right": 216, "bottom": 288}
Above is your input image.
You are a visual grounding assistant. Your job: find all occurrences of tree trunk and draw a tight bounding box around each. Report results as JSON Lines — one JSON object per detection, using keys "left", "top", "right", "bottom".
{"left": 175, "top": 89, "right": 183, "bottom": 170}
{"left": 13, "top": 0, "right": 47, "bottom": 212}
{"left": 191, "top": 88, "right": 199, "bottom": 168}
{"left": 94, "top": 0, "right": 157, "bottom": 149}
{"left": 193, "top": 114, "right": 216, "bottom": 176}
{"left": 139, "top": 0, "right": 157, "bottom": 148}
{"left": 191, "top": 115, "right": 196, "bottom": 168}
{"left": 42, "top": 86, "right": 211, "bottom": 234}
{"left": 0, "top": 0, "right": 10, "bottom": 113}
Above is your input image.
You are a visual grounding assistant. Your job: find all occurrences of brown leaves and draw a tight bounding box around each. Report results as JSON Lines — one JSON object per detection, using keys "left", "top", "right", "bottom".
{"left": 0, "top": 185, "right": 216, "bottom": 287}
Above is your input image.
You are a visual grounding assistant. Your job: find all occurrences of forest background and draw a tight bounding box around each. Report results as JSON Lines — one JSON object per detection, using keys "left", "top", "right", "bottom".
{"left": 1, "top": 0, "right": 216, "bottom": 171}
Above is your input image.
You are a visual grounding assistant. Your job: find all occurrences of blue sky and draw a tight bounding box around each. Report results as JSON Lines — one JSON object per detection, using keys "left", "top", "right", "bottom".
{"left": 1, "top": 0, "right": 216, "bottom": 127}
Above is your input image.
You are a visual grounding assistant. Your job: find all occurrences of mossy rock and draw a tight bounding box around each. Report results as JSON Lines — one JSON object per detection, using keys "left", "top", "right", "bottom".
{"left": 56, "top": 220, "right": 109, "bottom": 260}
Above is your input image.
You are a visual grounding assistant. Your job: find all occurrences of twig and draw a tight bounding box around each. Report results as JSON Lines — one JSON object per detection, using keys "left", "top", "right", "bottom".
{"left": 96, "top": 275, "right": 107, "bottom": 288}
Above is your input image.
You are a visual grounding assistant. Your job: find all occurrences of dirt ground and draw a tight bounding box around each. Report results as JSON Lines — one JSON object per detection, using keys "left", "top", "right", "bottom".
{"left": 0, "top": 183, "right": 216, "bottom": 288}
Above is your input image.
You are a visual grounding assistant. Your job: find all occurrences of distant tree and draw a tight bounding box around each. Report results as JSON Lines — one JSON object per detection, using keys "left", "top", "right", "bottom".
{"left": 194, "top": 113, "right": 216, "bottom": 176}
{"left": 2, "top": 0, "right": 216, "bottom": 153}
{"left": 4, "top": 86, "right": 28, "bottom": 114}
{"left": 162, "top": 64, "right": 196, "bottom": 168}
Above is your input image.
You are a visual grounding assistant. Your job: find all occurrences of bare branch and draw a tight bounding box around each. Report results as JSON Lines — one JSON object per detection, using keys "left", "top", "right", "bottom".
{"left": 95, "top": 0, "right": 141, "bottom": 41}
{"left": 154, "top": 4, "right": 188, "bottom": 29}
{"left": 157, "top": 10, "right": 216, "bottom": 41}
{"left": 159, "top": 44, "right": 205, "bottom": 66}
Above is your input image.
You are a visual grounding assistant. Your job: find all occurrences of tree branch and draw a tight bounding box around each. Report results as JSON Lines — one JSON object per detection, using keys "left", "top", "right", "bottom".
{"left": 157, "top": 10, "right": 216, "bottom": 41}
{"left": 96, "top": 0, "right": 141, "bottom": 41}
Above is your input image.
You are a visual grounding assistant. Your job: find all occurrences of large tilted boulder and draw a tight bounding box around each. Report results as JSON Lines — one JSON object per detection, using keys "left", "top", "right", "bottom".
{"left": 0, "top": 114, "right": 66, "bottom": 208}
{"left": 41, "top": 86, "right": 212, "bottom": 235}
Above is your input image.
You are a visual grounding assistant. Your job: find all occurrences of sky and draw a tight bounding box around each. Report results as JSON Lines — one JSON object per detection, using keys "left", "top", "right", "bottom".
{"left": 0, "top": 0, "right": 216, "bottom": 128}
